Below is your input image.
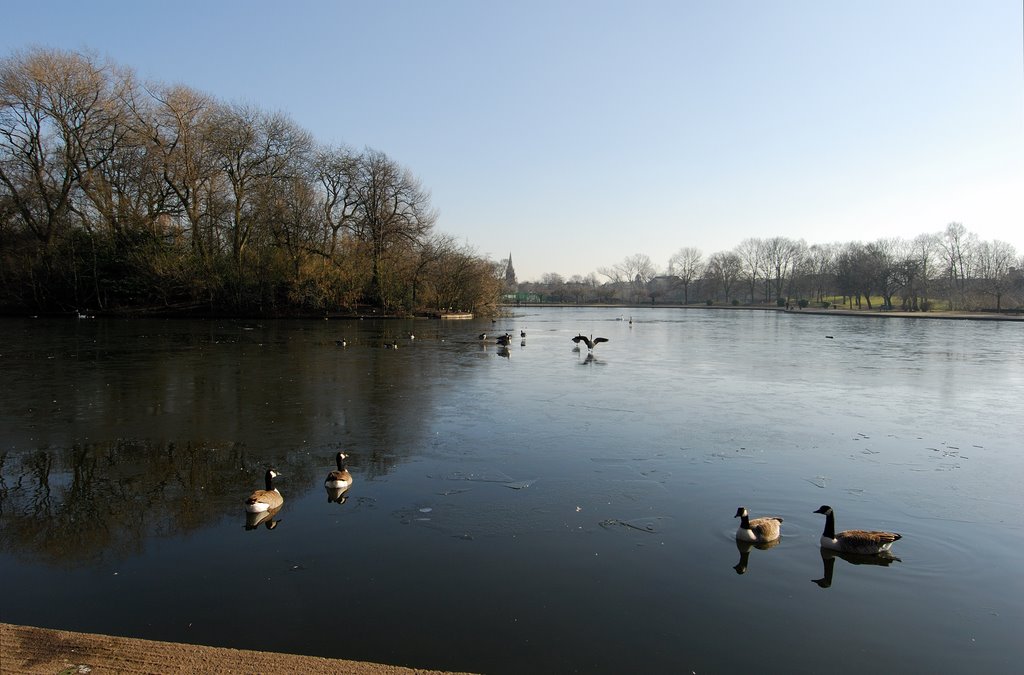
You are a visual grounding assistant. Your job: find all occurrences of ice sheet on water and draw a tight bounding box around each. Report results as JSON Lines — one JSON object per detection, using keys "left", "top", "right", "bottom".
{"left": 598, "top": 516, "right": 669, "bottom": 533}
{"left": 430, "top": 470, "right": 516, "bottom": 483}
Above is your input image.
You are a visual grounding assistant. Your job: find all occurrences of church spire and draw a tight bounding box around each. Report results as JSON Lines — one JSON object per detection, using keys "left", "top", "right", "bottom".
{"left": 504, "top": 253, "right": 517, "bottom": 287}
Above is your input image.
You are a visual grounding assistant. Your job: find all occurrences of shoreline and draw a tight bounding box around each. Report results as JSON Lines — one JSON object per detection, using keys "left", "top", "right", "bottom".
{"left": 0, "top": 623, "right": 471, "bottom": 675}
{"left": 505, "top": 303, "right": 1024, "bottom": 321}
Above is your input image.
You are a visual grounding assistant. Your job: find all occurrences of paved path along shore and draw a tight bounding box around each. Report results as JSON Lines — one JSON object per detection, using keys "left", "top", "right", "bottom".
{"left": 1, "top": 623, "right": 473, "bottom": 675}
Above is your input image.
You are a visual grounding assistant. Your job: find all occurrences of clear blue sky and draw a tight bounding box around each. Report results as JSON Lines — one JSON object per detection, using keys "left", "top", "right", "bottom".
{"left": 3, "top": 0, "right": 1022, "bottom": 281}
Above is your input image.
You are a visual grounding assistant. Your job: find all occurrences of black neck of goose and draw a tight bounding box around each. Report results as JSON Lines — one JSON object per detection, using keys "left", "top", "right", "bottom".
{"left": 739, "top": 513, "right": 751, "bottom": 529}
{"left": 264, "top": 473, "right": 274, "bottom": 491}
{"left": 821, "top": 511, "right": 835, "bottom": 539}
{"left": 336, "top": 455, "right": 347, "bottom": 471}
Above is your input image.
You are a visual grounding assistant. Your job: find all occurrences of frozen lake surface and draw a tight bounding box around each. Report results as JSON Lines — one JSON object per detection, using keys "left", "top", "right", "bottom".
{"left": 1, "top": 308, "right": 1021, "bottom": 673}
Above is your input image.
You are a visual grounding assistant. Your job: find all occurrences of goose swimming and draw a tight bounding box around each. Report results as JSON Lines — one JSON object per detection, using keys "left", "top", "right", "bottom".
{"left": 245, "top": 470, "right": 283, "bottom": 513}
{"left": 325, "top": 452, "right": 353, "bottom": 489}
{"left": 734, "top": 507, "right": 783, "bottom": 544}
{"left": 813, "top": 505, "right": 901, "bottom": 554}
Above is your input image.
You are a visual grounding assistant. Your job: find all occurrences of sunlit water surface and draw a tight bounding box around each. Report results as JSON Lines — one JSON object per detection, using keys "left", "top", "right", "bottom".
{"left": 1, "top": 308, "right": 1021, "bottom": 673}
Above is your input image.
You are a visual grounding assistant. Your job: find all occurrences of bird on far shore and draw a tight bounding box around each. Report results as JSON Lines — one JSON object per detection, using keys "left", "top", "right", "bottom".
{"left": 571, "top": 334, "right": 608, "bottom": 351}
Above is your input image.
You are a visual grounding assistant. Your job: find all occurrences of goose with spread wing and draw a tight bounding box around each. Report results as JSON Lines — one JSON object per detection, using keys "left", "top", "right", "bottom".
{"left": 571, "top": 334, "right": 608, "bottom": 351}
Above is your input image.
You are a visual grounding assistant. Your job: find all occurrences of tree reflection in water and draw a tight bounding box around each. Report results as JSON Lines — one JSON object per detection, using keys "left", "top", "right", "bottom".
{"left": 0, "top": 440, "right": 314, "bottom": 564}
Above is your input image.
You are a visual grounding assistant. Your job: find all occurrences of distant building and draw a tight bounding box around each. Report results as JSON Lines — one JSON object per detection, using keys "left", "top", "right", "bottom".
{"left": 504, "top": 253, "right": 517, "bottom": 288}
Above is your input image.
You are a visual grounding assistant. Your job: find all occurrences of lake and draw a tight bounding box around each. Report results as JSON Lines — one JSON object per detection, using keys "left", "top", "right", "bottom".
{"left": 1, "top": 308, "right": 1021, "bottom": 673}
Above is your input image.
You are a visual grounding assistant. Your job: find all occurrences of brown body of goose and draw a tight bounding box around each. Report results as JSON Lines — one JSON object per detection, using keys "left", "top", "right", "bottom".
{"left": 245, "top": 470, "right": 283, "bottom": 513}
{"left": 734, "top": 506, "right": 783, "bottom": 544}
{"left": 814, "top": 505, "right": 901, "bottom": 554}
{"left": 325, "top": 452, "right": 352, "bottom": 489}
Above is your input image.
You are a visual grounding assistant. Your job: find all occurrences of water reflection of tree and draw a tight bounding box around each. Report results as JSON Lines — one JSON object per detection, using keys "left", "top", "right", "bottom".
{"left": 0, "top": 440, "right": 314, "bottom": 566}
{"left": 0, "top": 319, "right": 456, "bottom": 563}
{"left": 345, "top": 328, "right": 447, "bottom": 479}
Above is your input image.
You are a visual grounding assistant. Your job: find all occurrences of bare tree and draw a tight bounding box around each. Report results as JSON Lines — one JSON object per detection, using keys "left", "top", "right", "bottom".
{"left": 668, "top": 247, "right": 703, "bottom": 304}
{"left": 805, "top": 243, "right": 837, "bottom": 304}
{"left": 834, "top": 242, "right": 879, "bottom": 309}
{"left": 209, "top": 103, "right": 313, "bottom": 270}
{"left": 762, "top": 236, "right": 805, "bottom": 303}
{"left": 0, "top": 48, "right": 119, "bottom": 253}
{"left": 973, "top": 239, "right": 1017, "bottom": 310}
{"left": 735, "top": 238, "right": 764, "bottom": 303}
{"left": 938, "top": 222, "right": 976, "bottom": 309}
{"left": 896, "top": 233, "right": 939, "bottom": 310}
{"left": 869, "top": 238, "right": 902, "bottom": 309}
{"left": 705, "top": 251, "right": 741, "bottom": 303}
{"left": 620, "top": 253, "right": 656, "bottom": 302}
{"left": 144, "top": 84, "right": 223, "bottom": 264}
{"left": 351, "top": 148, "right": 437, "bottom": 308}
{"left": 312, "top": 144, "right": 358, "bottom": 257}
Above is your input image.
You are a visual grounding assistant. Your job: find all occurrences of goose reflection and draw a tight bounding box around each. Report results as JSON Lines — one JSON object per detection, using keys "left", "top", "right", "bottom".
{"left": 812, "top": 548, "right": 901, "bottom": 588}
{"left": 325, "top": 485, "right": 351, "bottom": 504}
{"left": 245, "top": 506, "right": 282, "bottom": 530}
{"left": 732, "top": 538, "right": 780, "bottom": 575}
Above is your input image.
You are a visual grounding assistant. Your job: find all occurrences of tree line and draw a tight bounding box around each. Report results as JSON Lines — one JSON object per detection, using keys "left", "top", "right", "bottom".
{"left": 518, "top": 224, "right": 1023, "bottom": 312}
{"left": 0, "top": 47, "right": 503, "bottom": 316}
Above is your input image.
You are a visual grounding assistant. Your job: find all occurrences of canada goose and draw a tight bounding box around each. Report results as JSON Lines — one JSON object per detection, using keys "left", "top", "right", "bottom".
{"left": 734, "top": 506, "right": 783, "bottom": 544}
{"left": 335, "top": 339, "right": 347, "bottom": 347}
{"left": 571, "top": 334, "right": 608, "bottom": 351}
{"left": 813, "top": 505, "right": 901, "bottom": 554}
{"left": 496, "top": 333, "right": 513, "bottom": 346}
{"left": 520, "top": 329, "right": 526, "bottom": 338}
{"left": 478, "top": 332, "right": 487, "bottom": 340}
{"left": 325, "top": 452, "right": 353, "bottom": 489}
{"left": 245, "top": 470, "right": 283, "bottom": 513}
